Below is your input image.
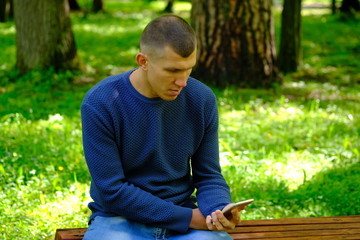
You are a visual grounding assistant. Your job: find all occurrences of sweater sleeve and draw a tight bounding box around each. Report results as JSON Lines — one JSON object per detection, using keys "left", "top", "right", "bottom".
{"left": 191, "top": 93, "right": 232, "bottom": 217}
{"left": 81, "top": 103, "right": 192, "bottom": 233}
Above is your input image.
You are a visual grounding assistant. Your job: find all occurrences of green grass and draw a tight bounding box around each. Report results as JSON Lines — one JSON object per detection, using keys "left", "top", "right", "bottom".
{"left": 0, "top": 1, "right": 359, "bottom": 239}
{"left": 218, "top": 86, "right": 360, "bottom": 219}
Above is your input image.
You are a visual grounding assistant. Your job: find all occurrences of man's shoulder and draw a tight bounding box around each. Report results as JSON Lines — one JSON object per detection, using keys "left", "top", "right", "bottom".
{"left": 83, "top": 70, "right": 134, "bottom": 104}
{"left": 185, "top": 77, "right": 216, "bottom": 100}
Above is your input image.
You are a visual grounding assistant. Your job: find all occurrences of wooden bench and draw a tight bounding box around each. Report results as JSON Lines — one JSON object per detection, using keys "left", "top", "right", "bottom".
{"left": 55, "top": 215, "right": 360, "bottom": 240}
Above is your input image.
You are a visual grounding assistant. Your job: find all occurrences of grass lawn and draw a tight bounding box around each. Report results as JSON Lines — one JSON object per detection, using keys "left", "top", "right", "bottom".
{"left": 0, "top": 1, "right": 359, "bottom": 239}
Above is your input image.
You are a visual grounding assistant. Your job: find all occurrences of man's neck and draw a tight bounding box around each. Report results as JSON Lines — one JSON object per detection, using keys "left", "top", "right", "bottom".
{"left": 130, "top": 68, "right": 146, "bottom": 96}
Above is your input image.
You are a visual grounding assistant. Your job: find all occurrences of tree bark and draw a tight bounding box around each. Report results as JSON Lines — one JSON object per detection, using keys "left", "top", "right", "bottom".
{"left": 69, "top": 0, "right": 81, "bottom": 11}
{"left": 92, "top": 0, "right": 104, "bottom": 13}
{"left": 279, "top": 0, "right": 302, "bottom": 74}
{"left": 191, "top": 0, "right": 281, "bottom": 88}
{"left": 0, "top": 0, "right": 6, "bottom": 22}
{"left": 13, "top": 0, "right": 80, "bottom": 73}
{"left": 163, "top": 0, "right": 175, "bottom": 13}
{"left": 8, "top": 0, "right": 13, "bottom": 19}
{"left": 340, "top": 0, "right": 360, "bottom": 13}
{"left": 332, "top": 0, "right": 337, "bottom": 14}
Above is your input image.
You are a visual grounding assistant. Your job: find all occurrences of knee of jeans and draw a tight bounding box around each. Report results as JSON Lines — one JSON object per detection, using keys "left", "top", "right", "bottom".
{"left": 84, "top": 216, "right": 155, "bottom": 240}
{"left": 84, "top": 216, "right": 130, "bottom": 239}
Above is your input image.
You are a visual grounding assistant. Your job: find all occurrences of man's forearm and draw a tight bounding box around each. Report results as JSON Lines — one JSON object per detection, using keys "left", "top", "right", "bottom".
{"left": 189, "top": 208, "right": 208, "bottom": 230}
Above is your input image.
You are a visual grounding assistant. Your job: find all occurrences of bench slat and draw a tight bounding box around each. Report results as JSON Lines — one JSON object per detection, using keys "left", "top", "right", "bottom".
{"left": 55, "top": 228, "right": 86, "bottom": 240}
{"left": 230, "top": 228, "right": 360, "bottom": 239}
{"left": 236, "top": 216, "right": 360, "bottom": 226}
{"left": 55, "top": 215, "right": 360, "bottom": 240}
{"left": 230, "top": 223, "right": 360, "bottom": 233}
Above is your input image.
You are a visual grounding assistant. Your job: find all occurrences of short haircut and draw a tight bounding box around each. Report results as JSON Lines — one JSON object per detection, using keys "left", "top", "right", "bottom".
{"left": 140, "top": 15, "right": 196, "bottom": 58}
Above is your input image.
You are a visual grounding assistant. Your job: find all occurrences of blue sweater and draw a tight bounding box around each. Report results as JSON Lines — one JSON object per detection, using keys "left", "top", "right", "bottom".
{"left": 81, "top": 69, "right": 231, "bottom": 233}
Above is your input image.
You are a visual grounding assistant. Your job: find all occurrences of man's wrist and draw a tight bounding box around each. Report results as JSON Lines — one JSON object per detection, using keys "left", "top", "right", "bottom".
{"left": 189, "top": 208, "right": 207, "bottom": 230}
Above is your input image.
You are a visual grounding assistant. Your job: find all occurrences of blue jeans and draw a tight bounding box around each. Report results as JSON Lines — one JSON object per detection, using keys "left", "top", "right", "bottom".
{"left": 83, "top": 216, "right": 233, "bottom": 240}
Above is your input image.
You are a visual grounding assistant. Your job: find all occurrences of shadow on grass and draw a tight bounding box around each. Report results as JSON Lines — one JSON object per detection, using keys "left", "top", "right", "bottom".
{"left": 222, "top": 157, "right": 360, "bottom": 219}
{"left": 290, "top": 160, "right": 360, "bottom": 216}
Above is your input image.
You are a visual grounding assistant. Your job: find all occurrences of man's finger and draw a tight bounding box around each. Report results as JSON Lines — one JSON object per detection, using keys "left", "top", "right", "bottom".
{"left": 211, "top": 211, "right": 226, "bottom": 231}
{"left": 230, "top": 208, "right": 241, "bottom": 225}
{"left": 216, "top": 210, "right": 235, "bottom": 229}
{"left": 206, "top": 215, "right": 216, "bottom": 230}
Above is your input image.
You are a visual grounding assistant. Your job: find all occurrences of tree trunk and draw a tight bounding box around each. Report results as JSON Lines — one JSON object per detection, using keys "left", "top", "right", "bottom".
{"left": 279, "top": 0, "right": 302, "bottom": 74}
{"left": 0, "top": 0, "right": 6, "bottom": 22}
{"left": 163, "top": 0, "right": 174, "bottom": 13}
{"left": 92, "top": 0, "right": 104, "bottom": 13}
{"left": 332, "top": 0, "right": 337, "bottom": 14}
{"left": 13, "top": 0, "right": 80, "bottom": 73}
{"left": 8, "top": 0, "right": 13, "bottom": 19}
{"left": 191, "top": 0, "right": 281, "bottom": 89}
{"left": 340, "top": 0, "right": 360, "bottom": 13}
{"left": 69, "top": 0, "right": 81, "bottom": 11}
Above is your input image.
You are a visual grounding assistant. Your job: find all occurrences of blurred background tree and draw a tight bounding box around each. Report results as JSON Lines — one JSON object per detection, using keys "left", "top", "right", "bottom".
{"left": 0, "top": 0, "right": 6, "bottom": 22}
{"left": 279, "top": 0, "right": 302, "bottom": 74}
{"left": 0, "top": 0, "right": 13, "bottom": 22}
{"left": 6, "top": 0, "right": 360, "bottom": 86}
{"left": 68, "top": 0, "right": 81, "bottom": 11}
{"left": 13, "top": 0, "right": 80, "bottom": 73}
{"left": 191, "top": 0, "right": 281, "bottom": 88}
{"left": 68, "top": 0, "right": 104, "bottom": 13}
{"left": 163, "top": 0, "right": 175, "bottom": 13}
{"left": 92, "top": 0, "right": 104, "bottom": 13}
{"left": 340, "top": 0, "right": 360, "bottom": 13}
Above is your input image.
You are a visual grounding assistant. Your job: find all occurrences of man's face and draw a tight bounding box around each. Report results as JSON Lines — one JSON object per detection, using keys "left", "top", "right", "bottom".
{"left": 144, "top": 45, "right": 197, "bottom": 101}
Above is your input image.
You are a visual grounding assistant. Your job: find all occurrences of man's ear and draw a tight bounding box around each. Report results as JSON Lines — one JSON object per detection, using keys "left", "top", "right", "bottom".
{"left": 136, "top": 53, "right": 148, "bottom": 71}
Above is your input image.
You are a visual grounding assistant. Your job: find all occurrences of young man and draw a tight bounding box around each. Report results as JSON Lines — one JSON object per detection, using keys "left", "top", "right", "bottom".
{"left": 81, "top": 15, "right": 243, "bottom": 240}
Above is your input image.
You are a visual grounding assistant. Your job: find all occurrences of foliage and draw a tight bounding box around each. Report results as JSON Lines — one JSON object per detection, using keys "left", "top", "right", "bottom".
{"left": 0, "top": 1, "right": 359, "bottom": 239}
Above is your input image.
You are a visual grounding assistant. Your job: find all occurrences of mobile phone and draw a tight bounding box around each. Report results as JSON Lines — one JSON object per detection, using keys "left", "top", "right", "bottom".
{"left": 222, "top": 199, "right": 254, "bottom": 216}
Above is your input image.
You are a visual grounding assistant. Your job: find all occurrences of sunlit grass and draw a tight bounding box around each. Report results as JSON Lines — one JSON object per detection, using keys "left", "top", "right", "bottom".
{"left": 0, "top": 181, "right": 90, "bottom": 239}
{"left": 219, "top": 91, "right": 359, "bottom": 188}
{"left": 220, "top": 88, "right": 360, "bottom": 189}
{"left": 0, "top": 113, "right": 90, "bottom": 239}
{"left": 218, "top": 82, "right": 359, "bottom": 219}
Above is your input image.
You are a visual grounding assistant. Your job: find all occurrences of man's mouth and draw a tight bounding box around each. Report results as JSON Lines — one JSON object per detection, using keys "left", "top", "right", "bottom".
{"left": 169, "top": 89, "right": 181, "bottom": 96}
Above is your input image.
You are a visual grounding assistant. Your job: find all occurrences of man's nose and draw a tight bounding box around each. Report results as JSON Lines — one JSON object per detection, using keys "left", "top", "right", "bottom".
{"left": 175, "top": 72, "right": 188, "bottom": 87}
{"left": 175, "top": 77, "right": 187, "bottom": 87}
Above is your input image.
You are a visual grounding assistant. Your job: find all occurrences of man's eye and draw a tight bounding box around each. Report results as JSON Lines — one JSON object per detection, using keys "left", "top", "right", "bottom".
{"left": 166, "top": 68, "right": 192, "bottom": 73}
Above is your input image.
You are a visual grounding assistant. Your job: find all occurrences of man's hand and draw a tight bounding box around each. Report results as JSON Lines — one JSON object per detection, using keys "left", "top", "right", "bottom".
{"left": 205, "top": 203, "right": 244, "bottom": 231}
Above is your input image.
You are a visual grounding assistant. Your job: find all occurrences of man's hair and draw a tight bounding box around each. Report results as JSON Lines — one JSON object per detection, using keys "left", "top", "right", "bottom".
{"left": 140, "top": 15, "right": 196, "bottom": 58}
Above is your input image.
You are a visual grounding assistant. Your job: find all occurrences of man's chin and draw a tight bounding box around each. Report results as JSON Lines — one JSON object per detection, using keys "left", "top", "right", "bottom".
{"left": 162, "top": 96, "right": 178, "bottom": 101}
{"left": 160, "top": 93, "right": 179, "bottom": 101}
